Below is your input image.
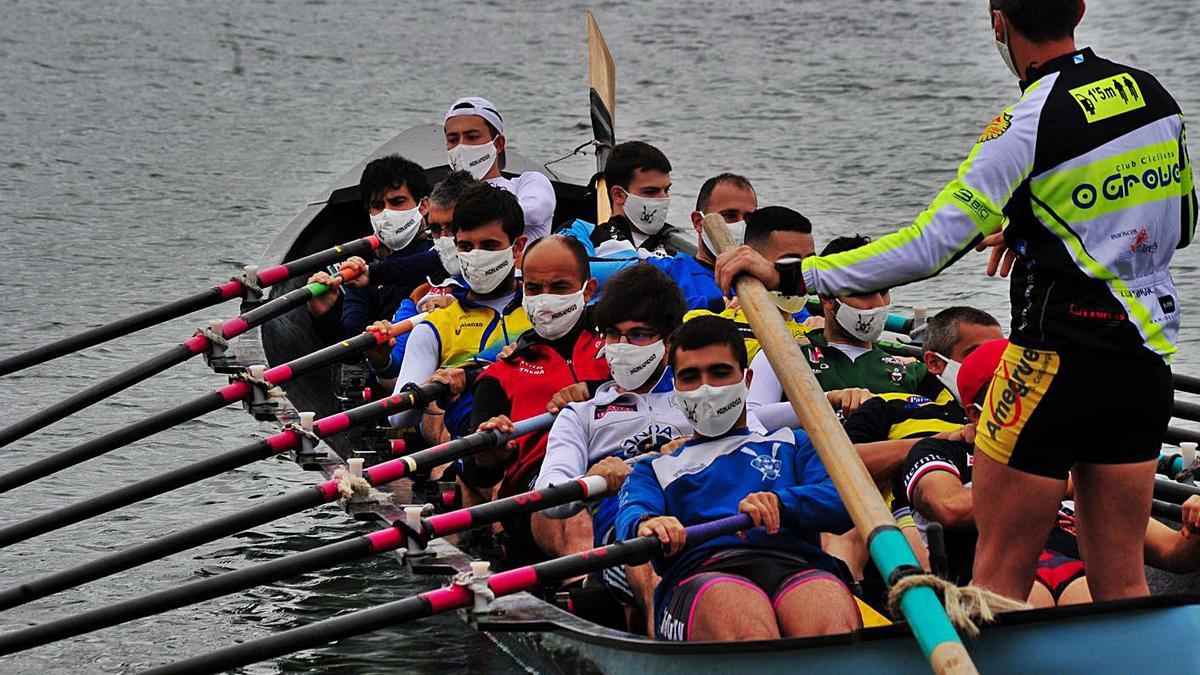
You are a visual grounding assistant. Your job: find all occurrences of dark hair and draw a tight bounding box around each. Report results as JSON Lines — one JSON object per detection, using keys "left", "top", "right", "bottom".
{"left": 745, "top": 206, "right": 813, "bottom": 248}
{"left": 667, "top": 315, "right": 748, "bottom": 370}
{"left": 695, "top": 173, "right": 754, "bottom": 212}
{"left": 522, "top": 234, "right": 590, "bottom": 284}
{"left": 359, "top": 154, "right": 432, "bottom": 210}
{"left": 593, "top": 263, "right": 687, "bottom": 338}
{"left": 820, "top": 234, "right": 871, "bottom": 256}
{"left": 990, "top": 0, "right": 1081, "bottom": 43}
{"left": 819, "top": 234, "right": 883, "bottom": 298}
{"left": 604, "top": 141, "right": 672, "bottom": 196}
{"left": 451, "top": 182, "right": 525, "bottom": 243}
{"left": 924, "top": 307, "right": 1001, "bottom": 356}
{"left": 429, "top": 170, "right": 478, "bottom": 210}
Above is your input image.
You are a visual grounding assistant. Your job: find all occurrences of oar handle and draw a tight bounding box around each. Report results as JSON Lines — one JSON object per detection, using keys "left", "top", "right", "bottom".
{"left": 682, "top": 513, "right": 752, "bottom": 545}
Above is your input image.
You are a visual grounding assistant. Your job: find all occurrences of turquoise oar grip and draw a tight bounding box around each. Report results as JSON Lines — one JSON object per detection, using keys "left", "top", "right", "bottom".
{"left": 885, "top": 314, "right": 914, "bottom": 334}
{"left": 868, "top": 526, "right": 964, "bottom": 658}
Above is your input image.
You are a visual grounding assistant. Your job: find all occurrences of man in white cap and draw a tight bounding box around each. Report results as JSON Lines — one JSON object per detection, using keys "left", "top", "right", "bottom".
{"left": 445, "top": 96, "right": 557, "bottom": 241}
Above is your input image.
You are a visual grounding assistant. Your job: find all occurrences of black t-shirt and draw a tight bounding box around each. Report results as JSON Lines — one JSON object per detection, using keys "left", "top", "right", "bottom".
{"left": 900, "top": 438, "right": 976, "bottom": 584}
{"left": 843, "top": 391, "right": 967, "bottom": 444}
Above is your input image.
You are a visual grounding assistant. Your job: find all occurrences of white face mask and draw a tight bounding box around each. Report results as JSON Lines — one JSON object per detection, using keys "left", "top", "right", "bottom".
{"left": 995, "top": 19, "right": 1021, "bottom": 79}
{"left": 934, "top": 353, "right": 963, "bottom": 403}
{"left": 674, "top": 376, "right": 748, "bottom": 438}
{"left": 770, "top": 291, "right": 809, "bottom": 315}
{"left": 622, "top": 191, "right": 669, "bottom": 235}
{"left": 835, "top": 301, "right": 889, "bottom": 343}
{"left": 605, "top": 340, "right": 665, "bottom": 391}
{"left": 457, "top": 246, "right": 514, "bottom": 294}
{"left": 433, "top": 236, "right": 461, "bottom": 276}
{"left": 447, "top": 140, "right": 497, "bottom": 180}
{"left": 700, "top": 218, "right": 747, "bottom": 256}
{"left": 523, "top": 289, "right": 585, "bottom": 340}
{"left": 370, "top": 206, "right": 423, "bottom": 251}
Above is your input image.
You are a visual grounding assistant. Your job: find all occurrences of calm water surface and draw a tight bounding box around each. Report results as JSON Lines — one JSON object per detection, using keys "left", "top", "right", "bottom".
{"left": 0, "top": 1, "right": 1197, "bottom": 672}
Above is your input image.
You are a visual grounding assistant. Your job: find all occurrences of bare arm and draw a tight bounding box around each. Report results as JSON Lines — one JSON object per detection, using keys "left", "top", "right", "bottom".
{"left": 911, "top": 472, "right": 974, "bottom": 529}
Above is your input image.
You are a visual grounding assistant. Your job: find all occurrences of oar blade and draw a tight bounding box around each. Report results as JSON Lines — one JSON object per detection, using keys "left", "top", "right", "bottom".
{"left": 587, "top": 10, "right": 616, "bottom": 223}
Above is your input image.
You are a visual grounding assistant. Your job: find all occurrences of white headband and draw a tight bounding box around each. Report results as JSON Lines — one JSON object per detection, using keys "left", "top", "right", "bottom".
{"left": 444, "top": 96, "right": 504, "bottom": 135}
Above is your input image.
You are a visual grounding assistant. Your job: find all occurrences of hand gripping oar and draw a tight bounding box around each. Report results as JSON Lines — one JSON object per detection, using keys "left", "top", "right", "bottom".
{"left": 0, "top": 262, "right": 370, "bottom": 448}
{"left": 0, "top": 412, "right": 555, "bottom": 610}
{"left": 0, "top": 236, "right": 380, "bottom": 377}
{"left": 0, "top": 453, "right": 600, "bottom": 653}
{"left": 140, "top": 514, "right": 752, "bottom": 675}
{"left": 0, "top": 316, "right": 424, "bottom": 494}
{"left": 0, "top": 380, "right": 450, "bottom": 549}
{"left": 701, "top": 215, "right": 978, "bottom": 675}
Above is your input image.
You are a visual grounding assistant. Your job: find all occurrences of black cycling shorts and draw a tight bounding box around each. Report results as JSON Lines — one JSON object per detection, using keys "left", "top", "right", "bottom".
{"left": 976, "top": 343, "right": 1171, "bottom": 479}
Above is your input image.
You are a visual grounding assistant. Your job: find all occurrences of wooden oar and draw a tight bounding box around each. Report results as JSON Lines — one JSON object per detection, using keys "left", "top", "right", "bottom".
{"left": 140, "top": 514, "right": 752, "bottom": 675}
{"left": 587, "top": 10, "right": 616, "bottom": 223}
{"left": 0, "top": 412, "right": 556, "bottom": 610}
{"left": 701, "top": 214, "right": 977, "bottom": 675}
{"left": 0, "top": 317, "right": 423, "bottom": 494}
{"left": 0, "top": 380, "right": 450, "bottom": 549}
{"left": 0, "top": 263, "right": 367, "bottom": 448}
{"left": 0, "top": 236, "right": 379, "bottom": 377}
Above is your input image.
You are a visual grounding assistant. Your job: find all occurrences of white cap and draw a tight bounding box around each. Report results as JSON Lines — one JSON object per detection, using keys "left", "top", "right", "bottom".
{"left": 445, "top": 96, "right": 504, "bottom": 135}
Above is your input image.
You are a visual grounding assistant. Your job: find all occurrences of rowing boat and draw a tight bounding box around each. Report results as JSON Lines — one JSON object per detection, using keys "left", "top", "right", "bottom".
{"left": 210, "top": 120, "right": 1200, "bottom": 673}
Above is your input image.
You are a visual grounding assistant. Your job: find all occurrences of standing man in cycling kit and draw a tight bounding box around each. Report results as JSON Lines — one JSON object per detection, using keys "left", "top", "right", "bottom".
{"left": 715, "top": 0, "right": 1195, "bottom": 603}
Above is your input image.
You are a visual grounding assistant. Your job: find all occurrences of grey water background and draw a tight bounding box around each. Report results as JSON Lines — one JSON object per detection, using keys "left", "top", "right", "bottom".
{"left": 0, "top": 0, "right": 1197, "bottom": 672}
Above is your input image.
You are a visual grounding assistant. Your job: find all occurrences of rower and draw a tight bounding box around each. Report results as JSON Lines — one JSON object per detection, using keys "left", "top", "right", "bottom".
{"left": 306, "top": 154, "right": 444, "bottom": 343}
{"left": 715, "top": 0, "right": 1195, "bottom": 604}
{"left": 615, "top": 316, "right": 860, "bottom": 641}
{"left": 366, "top": 170, "right": 477, "bottom": 389}
{"left": 587, "top": 140, "right": 679, "bottom": 259}
{"left": 747, "top": 235, "right": 937, "bottom": 411}
{"left": 900, "top": 338, "right": 1092, "bottom": 607}
{"left": 534, "top": 263, "right": 689, "bottom": 629}
{"left": 467, "top": 234, "right": 610, "bottom": 564}
{"left": 382, "top": 182, "right": 532, "bottom": 442}
{"left": 835, "top": 307, "right": 1004, "bottom": 583}
{"left": 685, "top": 206, "right": 818, "bottom": 364}
{"left": 444, "top": 96, "right": 556, "bottom": 241}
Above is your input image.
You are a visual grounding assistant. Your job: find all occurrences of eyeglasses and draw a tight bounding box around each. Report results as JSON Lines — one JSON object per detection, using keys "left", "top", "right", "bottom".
{"left": 602, "top": 328, "right": 661, "bottom": 346}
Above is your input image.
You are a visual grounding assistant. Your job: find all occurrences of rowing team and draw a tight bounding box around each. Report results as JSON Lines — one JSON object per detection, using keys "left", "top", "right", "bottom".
{"left": 294, "top": 89, "right": 1200, "bottom": 639}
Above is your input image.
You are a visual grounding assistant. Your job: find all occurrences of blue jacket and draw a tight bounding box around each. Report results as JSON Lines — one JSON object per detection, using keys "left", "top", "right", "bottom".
{"left": 562, "top": 219, "right": 724, "bottom": 311}
{"left": 615, "top": 427, "right": 851, "bottom": 612}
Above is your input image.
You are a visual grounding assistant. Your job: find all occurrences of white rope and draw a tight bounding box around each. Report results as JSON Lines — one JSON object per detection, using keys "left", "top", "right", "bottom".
{"left": 887, "top": 574, "right": 1031, "bottom": 638}
{"left": 331, "top": 467, "right": 372, "bottom": 500}
{"left": 194, "top": 327, "right": 229, "bottom": 350}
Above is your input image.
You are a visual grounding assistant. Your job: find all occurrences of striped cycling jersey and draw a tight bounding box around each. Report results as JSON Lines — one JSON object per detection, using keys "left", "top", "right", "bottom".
{"left": 801, "top": 48, "right": 1196, "bottom": 360}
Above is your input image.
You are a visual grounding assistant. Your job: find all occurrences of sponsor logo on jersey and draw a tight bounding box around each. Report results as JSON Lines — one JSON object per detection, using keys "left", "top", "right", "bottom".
{"left": 1069, "top": 152, "right": 1184, "bottom": 211}
{"left": 978, "top": 112, "right": 1012, "bottom": 143}
{"left": 454, "top": 320, "right": 485, "bottom": 336}
{"left": 1069, "top": 73, "right": 1145, "bottom": 123}
{"left": 594, "top": 403, "right": 637, "bottom": 420}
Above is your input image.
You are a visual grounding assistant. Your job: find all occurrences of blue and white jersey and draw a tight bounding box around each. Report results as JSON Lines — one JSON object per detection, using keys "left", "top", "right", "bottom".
{"left": 615, "top": 427, "right": 852, "bottom": 600}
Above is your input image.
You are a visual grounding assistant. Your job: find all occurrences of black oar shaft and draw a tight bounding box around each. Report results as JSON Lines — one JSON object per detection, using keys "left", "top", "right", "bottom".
{"left": 1165, "top": 426, "right": 1200, "bottom": 446}
{"left": 144, "top": 515, "right": 750, "bottom": 675}
{"left": 0, "top": 391, "right": 229, "bottom": 494}
{"left": 0, "top": 536, "right": 374, "bottom": 656}
{"left": 0, "top": 235, "right": 378, "bottom": 377}
{"left": 0, "top": 331, "right": 383, "bottom": 495}
{"left": 0, "top": 343, "right": 195, "bottom": 448}
{"left": 0, "top": 383, "right": 440, "bottom": 549}
{"left": 1172, "top": 399, "right": 1200, "bottom": 424}
{"left": 0, "top": 269, "right": 354, "bottom": 448}
{"left": 0, "top": 439, "right": 275, "bottom": 549}
{"left": 1174, "top": 373, "right": 1200, "bottom": 396}
{"left": 0, "top": 488, "right": 326, "bottom": 611}
{"left": 0, "top": 286, "right": 236, "bottom": 378}
{"left": 144, "top": 595, "right": 435, "bottom": 675}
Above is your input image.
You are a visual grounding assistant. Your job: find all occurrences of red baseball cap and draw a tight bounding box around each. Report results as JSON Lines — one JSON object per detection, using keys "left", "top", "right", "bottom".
{"left": 957, "top": 338, "right": 1010, "bottom": 408}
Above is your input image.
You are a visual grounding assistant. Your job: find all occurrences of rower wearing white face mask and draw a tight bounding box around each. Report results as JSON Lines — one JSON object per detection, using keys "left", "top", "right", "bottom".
{"left": 444, "top": 96, "right": 556, "bottom": 242}
{"left": 385, "top": 183, "right": 533, "bottom": 432}
{"left": 747, "top": 235, "right": 940, "bottom": 411}
{"left": 306, "top": 154, "right": 445, "bottom": 345}
{"left": 587, "top": 141, "right": 680, "bottom": 259}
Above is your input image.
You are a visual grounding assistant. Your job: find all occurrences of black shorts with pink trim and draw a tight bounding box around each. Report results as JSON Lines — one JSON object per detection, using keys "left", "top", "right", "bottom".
{"left": 657, "top": 548, "right": 848, "bottom": 641}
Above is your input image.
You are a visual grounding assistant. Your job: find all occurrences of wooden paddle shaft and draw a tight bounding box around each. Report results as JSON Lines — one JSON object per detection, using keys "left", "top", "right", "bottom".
{"left": 587, "top": 11, "right": 615, "bottom": 224}
{"left": 702, "top": 214, "right": 894, "bottom": 529}
{"left": 701, "top": 215, "right": 977, "bottom": 675}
